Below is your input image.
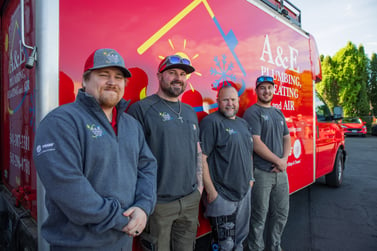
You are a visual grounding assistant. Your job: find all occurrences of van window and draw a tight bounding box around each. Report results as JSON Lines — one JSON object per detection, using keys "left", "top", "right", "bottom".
{"left": 315, "top": 92, "right": 332, "bottom": 122}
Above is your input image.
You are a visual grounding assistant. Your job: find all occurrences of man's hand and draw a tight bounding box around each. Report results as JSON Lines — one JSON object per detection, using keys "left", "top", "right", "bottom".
{"left": 250, "top": 180, "right": 254, "bottom": 187}
{"left": 272, "top": 157, "right": 288, "bottom": 172}
{"left": 121, "top": 207, "right": 147, "bottom": 237}
{"left": 206, "top": 190, "right": 218, "bottom": 204}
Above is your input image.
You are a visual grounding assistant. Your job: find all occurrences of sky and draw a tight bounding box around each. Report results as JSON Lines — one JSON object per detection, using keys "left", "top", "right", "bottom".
{"left": 293, "top": 0, "right": 377, "bottom": 57}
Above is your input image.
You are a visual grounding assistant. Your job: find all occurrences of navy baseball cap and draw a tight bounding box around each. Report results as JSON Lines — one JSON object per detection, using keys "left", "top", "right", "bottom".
{"left": 84, "top": 48, "right": 131, "bottom": 78}
{"left": 256, "top": 75, "right": 274, "bottom": 88}
{"left": 158, "top": 55, "right": 195, "bottom": 74}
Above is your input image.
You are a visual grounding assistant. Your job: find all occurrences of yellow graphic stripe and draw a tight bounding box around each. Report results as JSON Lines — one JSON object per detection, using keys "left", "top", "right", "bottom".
{"left": 137, "top": 0, "right": 214, "bottom": 55}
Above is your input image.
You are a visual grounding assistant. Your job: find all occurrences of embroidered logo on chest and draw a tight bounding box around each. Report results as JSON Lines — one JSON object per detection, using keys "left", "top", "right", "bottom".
{"left": 261, "top": 114, "right": 269, "bottom": 121}
{"left": 159, "top": 112, "right": 173, "bottom": 122}
{"left": 226, "top": 128, "right": 237, "bottom": 135}
{"left": 86, "top": 124, "right": 104, "bottom": 138}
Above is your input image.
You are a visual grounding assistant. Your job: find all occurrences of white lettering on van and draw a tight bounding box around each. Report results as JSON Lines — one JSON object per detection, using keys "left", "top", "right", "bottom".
{"left": 260, "top": 34, "right": 299, "bottom": 72}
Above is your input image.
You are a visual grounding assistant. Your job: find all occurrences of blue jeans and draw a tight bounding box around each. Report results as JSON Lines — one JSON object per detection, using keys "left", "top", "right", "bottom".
{"left": 204, "top": 188, "right": 251, "bottom": 251}
{"left": 247, "top": 168, "right": 289, "bottom": 251}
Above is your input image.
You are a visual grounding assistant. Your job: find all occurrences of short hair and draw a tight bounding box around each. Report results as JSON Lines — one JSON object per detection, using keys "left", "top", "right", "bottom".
{"left": 83, "top": 70, "right": 91, "bottom": 81}
{"left": 217, "top": 84, "right": 237, "bottom": 99}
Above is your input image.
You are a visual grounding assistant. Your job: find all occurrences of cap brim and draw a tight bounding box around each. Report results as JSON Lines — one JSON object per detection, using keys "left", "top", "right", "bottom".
{"left": 89, "top": 65, "right": 132, "bottom": 78}
{"left": 256, "top": 80, "right": 274, "bottom": 87}
{"left": 161, "top": 64, "right": 195, "bottom": 74}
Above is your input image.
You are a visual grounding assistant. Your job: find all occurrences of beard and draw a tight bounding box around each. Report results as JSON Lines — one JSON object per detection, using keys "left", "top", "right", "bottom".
{"left": 258, "top": 95, "right": 273, "bottom": 104}
{"left": 98, "top": 87, "right": 123, "bottom": 108}
{"left": 161, "top": 80, "right": 186, "bottom": 98}
{"left": 220, "top": 106, "right": 238, "bottom": 119}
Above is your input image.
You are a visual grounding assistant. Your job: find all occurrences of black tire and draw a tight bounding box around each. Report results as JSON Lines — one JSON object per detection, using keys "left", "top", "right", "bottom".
{"left": 325, "top": 150, "right": 344, "bottom": 187}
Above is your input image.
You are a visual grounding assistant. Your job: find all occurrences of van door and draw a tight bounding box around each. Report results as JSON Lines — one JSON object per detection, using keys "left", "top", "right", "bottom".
{"left": 315, "top": 92, "right": 338, "bottom": 178}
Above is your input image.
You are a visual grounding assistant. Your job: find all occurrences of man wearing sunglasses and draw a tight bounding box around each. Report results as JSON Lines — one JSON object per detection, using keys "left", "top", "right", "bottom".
{"left": 128, "top": 55, "right": 203, "bottom": 251}
{"left": 243, "top": 76, "right": 291, "bottom": 251}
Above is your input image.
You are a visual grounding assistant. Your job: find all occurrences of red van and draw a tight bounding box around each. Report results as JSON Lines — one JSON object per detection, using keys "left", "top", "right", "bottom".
{"left": 0, "top": 0, "right": 346, "bottom": 249}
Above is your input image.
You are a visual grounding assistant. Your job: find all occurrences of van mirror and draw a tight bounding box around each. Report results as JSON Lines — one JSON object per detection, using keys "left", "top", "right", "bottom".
{"left": 333, "top": 106, "right": 343, "bottom": 120}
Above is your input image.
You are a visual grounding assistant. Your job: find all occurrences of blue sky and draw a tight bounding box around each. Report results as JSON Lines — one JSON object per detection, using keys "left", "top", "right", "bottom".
{"left": 294, "top": 0, "right": 377, "bottom": 57}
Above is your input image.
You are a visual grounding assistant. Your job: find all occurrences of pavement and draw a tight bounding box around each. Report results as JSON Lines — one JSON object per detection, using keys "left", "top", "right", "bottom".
{"left": 282, "top": 135, "right": 377, "bottom": 251}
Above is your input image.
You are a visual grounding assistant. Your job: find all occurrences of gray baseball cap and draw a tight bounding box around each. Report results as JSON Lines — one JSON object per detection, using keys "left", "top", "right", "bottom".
{"left": 84, "top": 48, "right": 131, "bottom": 77}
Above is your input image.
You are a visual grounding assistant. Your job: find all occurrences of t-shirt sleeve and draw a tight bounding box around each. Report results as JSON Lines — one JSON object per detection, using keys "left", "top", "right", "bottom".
{"left": 127, "top": 102, "right": 146, "bottom": 132}
{"left": 243, "top": 107, "right": 261, "bottom": 136}
{"left": 199, "top": 117, "right": 217, "bottom": 156}
{"left": 276, "top": 108, "right": 290, "bottom": 136}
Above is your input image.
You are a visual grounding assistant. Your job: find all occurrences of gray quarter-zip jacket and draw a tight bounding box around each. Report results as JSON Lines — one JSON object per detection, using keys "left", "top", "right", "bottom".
{"left": 33, "top": 89, "right": 157, "bottom": 250}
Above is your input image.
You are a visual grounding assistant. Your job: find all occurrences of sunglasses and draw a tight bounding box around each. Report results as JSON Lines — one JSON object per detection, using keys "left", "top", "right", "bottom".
{"left": 159, "top": 55, "right": 191, "bottom": 72}
{"left": 256, "top": 76, "right": 274, "bottom": 84}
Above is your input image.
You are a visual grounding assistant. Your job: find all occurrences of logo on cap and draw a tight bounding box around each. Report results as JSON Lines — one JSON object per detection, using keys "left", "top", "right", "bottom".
{"left": 84, "top": 48, "right": 132, "bottom": 78}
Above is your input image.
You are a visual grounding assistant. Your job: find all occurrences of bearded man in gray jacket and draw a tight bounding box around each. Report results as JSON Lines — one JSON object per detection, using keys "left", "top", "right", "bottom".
{"left": 33, "top": 48, "right": 157, "bottom": 251}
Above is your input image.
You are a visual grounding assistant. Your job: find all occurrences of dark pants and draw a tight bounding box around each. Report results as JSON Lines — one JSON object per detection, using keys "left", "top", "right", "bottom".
{"left": 145, "top": 190, "right": 201, "bottom": 251}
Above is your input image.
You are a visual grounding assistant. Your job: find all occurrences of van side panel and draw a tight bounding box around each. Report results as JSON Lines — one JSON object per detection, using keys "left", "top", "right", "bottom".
{"left": 1, "top": 0, "right": 37, "bottom": 219}
{"left": 59, "top": 0, "right": 316, "bottom": 195}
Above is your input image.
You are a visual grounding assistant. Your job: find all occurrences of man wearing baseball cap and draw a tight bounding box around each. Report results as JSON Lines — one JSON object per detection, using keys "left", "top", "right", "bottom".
{"left": 128, "top": 54, "right": 203, "bottom": 250}
{"left": 243, "top": 75, "right": 291, "bottom": 251}
{"left": 33, "top": 48, "right": 157, "bottom": 250}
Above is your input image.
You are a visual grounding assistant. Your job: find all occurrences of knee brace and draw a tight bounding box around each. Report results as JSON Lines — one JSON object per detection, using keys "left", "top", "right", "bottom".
{"left": 209, "top": 213, "right": 236, "bottom": 250}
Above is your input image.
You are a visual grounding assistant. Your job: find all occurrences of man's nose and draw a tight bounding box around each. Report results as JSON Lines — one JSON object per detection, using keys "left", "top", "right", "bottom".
{"left": 107, "top": 75, "right": 117, "bottom": 84}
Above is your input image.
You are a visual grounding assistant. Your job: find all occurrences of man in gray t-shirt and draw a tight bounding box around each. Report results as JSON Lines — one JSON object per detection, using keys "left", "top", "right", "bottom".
{"left": 243, "top": 76, "right": 291, "bottom": 251}
{"left": 201, "top": 84, "right": 254, "bottom": 251}
{"left": 128, "top": 54, "right": 202, "bottom": 251}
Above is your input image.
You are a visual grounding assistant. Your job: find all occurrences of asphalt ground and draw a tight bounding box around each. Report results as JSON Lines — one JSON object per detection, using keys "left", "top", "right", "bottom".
{"left": 282, "top": 135, "right": 377, "bottom": 251}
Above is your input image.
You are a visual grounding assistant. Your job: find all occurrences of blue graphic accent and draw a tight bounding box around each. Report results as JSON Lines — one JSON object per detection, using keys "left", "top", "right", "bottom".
{"left": 193, "top": 106, "right": 204, "bottom": 112}
{"left": 212, "top": 17, "right": 246, "bottom": 77}
{"left": 192, "top": 16, "right": 248, "bottom": 113}
{"left": 210, "top": 55, "right": 236, "bottom": 90}
{"left": 193, "top": 103, "right": 218, "bottom": 112}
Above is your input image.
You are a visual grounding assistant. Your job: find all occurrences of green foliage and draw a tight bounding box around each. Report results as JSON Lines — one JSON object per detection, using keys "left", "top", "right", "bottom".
{"left": 369, "top": 53, "right": 377, "bottom": 115}
{"left": 317, "top": 41, "right": 371, "bottom": 118}
{"left": 317, "top": 56, "right": 339, "bottom": 110}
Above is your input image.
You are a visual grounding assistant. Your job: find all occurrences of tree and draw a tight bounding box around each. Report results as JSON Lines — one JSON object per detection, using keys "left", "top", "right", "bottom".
{"left": 317, "top": 55, "right": 339, "bottom": 110}
{"left": 369, "top": 53, "right": 377, "bottom": 116}
{"left": 319, "top": 42, "right": 370, "bottom": 117}
{"left": 354, "top": 45, "right": 370, "bottom": 117}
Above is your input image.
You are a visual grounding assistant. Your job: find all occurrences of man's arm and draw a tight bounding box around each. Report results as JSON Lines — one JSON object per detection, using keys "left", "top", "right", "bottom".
{"left": 132, "top": 123, "right": 157, "bottom": 216}
{"left": 196, "top": 142, "right": 204, "bottom": 194}
{"left": 124, "top": 122, "right": 157, "bottom": 236}
{"left": 282, "top": 134, "right": 291, "bottom": 159}
{"left": 253, "top": 135, "right": 289, "bottom": 172}
{"left": 202, "top": 154, "right": 218, "bottom": 203}
{"left": 33, "top": 116, "right": 129, "bottom": 233}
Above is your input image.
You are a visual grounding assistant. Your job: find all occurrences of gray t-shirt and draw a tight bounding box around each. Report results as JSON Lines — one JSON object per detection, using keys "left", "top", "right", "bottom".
{"left": 200, "top": 111, "right": 253, "bottom": 201}
{"left": 128, "top": 94, "right": 199, "bottom": 202}
{"left": 243, "top": 104, "right": 289, "bottom": 172}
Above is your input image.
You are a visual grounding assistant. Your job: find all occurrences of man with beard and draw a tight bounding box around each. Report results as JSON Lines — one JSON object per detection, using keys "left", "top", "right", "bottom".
{"left": 243, "top": 76, "right": 291, "bottom": 251}
{"left": 33, "top": 48, "right": 157, "bottom": 250}
{"left": 128, "top": 54, "right": 203, "bottom": 251}
{"left": 199, "top": 84, "right": 254, "bottom": 251}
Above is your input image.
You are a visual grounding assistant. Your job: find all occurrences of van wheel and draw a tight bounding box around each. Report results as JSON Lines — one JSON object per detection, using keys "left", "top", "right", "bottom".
{"left": 325, "top": 150, "right": 344, "bottom": 187}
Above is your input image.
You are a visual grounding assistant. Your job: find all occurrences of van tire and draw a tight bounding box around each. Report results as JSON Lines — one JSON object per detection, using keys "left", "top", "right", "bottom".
{"left": 325, "top": 150, "right": 343, "bottom": 187}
